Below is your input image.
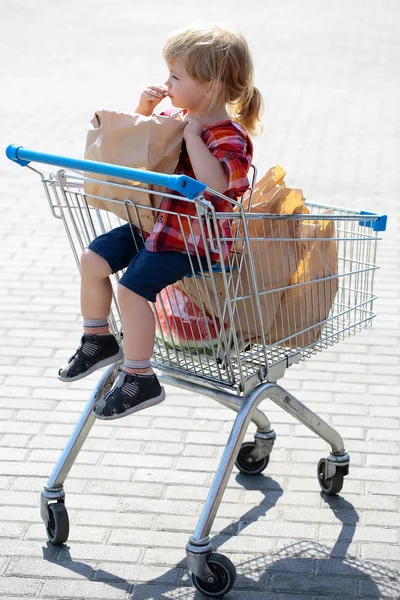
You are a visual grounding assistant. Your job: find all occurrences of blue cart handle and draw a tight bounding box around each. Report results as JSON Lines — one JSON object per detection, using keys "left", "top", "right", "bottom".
{"left": 5, "top": 144, "right": 206, "bottom": 200}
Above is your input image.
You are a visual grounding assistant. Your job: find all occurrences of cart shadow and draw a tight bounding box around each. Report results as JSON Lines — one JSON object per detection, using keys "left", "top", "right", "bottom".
{"left": 241, "top": 494, "right": 398, "bottom": 599}
{"left": 42, "top": 542, "right": 131, "bottom": 593}
{"left": 41, "top": 473, "right": 283, "bottom": 595}
{"left": 128, "top": 491, "right": 399, "bottom": 599}
{"left": 41, "top": 482, "right": 400, "bottom": 599}
{"left": 249, "top": 494, "right": 398, "bottom": 598}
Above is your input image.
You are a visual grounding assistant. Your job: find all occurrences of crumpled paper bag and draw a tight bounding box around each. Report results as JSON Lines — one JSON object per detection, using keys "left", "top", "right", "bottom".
{"left": 84, "top": 111, "right": 186, "bottom": 232}
{"left": 180, "top": 166, "right": 338, "bottom": 349}
{"left": 266, "top": 215, "right": 338, "bottom": 347}
{"left": 181, "top": 166, "right": 307, "bottom": 345}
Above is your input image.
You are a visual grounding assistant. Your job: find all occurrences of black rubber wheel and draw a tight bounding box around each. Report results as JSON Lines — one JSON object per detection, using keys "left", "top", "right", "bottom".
{"left": 235, "top": 441, "right": 270, "bottom": 475}
{"left": 46, "top": 502, "right": 70, "bottom": 545}
{"left": 317, "top": 458, "right": 344, "bottom": 495}
{"left": 192, "top": 553, "right": 236, "bottom": 598}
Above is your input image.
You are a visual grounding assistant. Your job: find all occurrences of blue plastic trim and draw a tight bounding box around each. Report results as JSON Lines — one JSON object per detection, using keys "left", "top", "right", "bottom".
{"left": 360, "top": 210, "right": 388, "bottom": 232}
{"left": 5, "top": 144, "right": 206, "bottom": 199}
{"left": 6, "top": 145, "right": 30, "bottom": 166}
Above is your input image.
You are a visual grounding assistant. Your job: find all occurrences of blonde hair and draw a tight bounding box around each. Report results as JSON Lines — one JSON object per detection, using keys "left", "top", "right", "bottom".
{"left": 163, "top": 26, "right": 263, "bottom": 136}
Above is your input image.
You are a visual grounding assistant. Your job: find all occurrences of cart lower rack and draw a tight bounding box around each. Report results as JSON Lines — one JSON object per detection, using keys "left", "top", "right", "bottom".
{"left": 6, "top": 145, "right": 387, "bottom": 598}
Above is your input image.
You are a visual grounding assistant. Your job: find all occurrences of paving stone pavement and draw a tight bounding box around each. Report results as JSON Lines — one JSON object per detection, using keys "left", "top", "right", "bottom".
{"left": 0, "top": 1, "right": 399, "bottom": 598}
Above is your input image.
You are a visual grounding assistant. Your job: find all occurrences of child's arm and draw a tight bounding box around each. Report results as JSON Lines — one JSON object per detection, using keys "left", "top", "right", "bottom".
{"left": 135, "top": 85, "right": 167, "bottom": 116}
{"left": 184, "top": 119, "right": 229, "bottom": 194}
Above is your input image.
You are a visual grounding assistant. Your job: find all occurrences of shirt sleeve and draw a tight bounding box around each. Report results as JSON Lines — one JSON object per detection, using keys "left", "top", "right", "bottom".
{"left": 203, "top": 125, "right": 253, "bottom": 198}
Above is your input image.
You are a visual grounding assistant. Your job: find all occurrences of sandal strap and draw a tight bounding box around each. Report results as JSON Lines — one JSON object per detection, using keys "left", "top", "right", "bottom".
{"left": 61, "top": 334, "right": 120, "bottom": 379}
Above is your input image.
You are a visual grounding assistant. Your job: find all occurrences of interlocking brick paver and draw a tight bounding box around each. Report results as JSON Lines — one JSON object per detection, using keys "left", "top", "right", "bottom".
{"left": 74, "top": 510, "right": 154, "bottom": 530}
{"left": 87, "top": 480, "right": 165, "bottom": 499}
{"left": 0, "top": 522, "right": 27, "bottom": 539}
{"left": 361, "top": 544, "right": 400, "bottom": 562}
{"left": 6, "top": 557, "right": 95, "bottom": 580}
{"left": 1, "top": 1, "right": 399, "bottom": 599}
{"left": 134, "top": 467, "right": 209, "bottom": 486}
{"left": 41, "top": 580, "right": 129, "bottom": 599}
{"left": 0, "top": 577, "right": 44, "bottom": 597}
{"left": 93, "top": 562, "right": 182, "bottom": 584}
{"left": 270, "top": 572, "right": 356, "bottom": 596}
{"left": 26, "top": 523, "right": 108, "bottom": 544}
{"left": 11, "top": 476, "right": 88, "bottom": 494}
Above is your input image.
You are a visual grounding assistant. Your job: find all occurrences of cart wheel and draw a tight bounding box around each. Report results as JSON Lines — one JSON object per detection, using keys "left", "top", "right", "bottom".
{"left": 235, "top": 441, "right": 269, "bottom": 475}
{"left": 317, "top": 458, "right": 344, "bottom": 495}
{"left": 46, "top": 502, "right": 69, "bottom": 545}
{"left": 191, "top": 553, "right": 236, "bottom": 598}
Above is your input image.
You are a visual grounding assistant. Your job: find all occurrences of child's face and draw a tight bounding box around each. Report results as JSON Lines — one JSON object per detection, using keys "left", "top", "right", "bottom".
{"left": 165, "top": 59, "right": 209, "bottom": 111}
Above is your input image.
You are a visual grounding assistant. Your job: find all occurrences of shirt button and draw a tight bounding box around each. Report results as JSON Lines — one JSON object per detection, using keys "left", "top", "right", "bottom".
{"left": 158, "top": 217, "right": 164, "bottom": 223}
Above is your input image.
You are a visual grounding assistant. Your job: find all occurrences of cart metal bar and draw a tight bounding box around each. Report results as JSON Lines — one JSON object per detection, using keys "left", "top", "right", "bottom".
{"left": 5, "top": 145, "right": 206, "bottom": 199}
{"left": 43, "top": 363, "right": 120, "bottom": 491}
{"left": 5, "top": 146, "right": 387, "bottom": 231}
{"left": 158, "top": 373, "right": 272, "bottom": 432}
{"left": 189, "top": 381, "right": 347, "bottom": 544}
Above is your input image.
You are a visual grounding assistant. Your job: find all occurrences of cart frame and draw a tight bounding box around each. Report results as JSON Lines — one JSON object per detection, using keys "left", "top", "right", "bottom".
{"left": 6, "top": 145, "right": 387, "bottom": 597}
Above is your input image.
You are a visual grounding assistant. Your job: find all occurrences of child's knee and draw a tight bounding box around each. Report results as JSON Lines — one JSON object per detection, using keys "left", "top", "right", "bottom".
{"left": 81, "top": 249, "right": 111, "bottom": 278}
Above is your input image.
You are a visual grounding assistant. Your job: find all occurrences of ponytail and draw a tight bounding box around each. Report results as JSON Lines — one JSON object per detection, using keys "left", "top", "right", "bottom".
{"left": 233, "top": 86, "right": 263, "bottom": 136}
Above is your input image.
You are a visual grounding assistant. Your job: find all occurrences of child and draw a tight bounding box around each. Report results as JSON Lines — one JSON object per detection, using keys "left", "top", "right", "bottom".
{"left": 58, "top": 25, "right": 263, "bottom": 420}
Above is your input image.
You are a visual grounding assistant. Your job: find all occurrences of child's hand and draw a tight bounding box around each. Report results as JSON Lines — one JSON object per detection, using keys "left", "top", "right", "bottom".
{"left": 135, "top": 85, "right": 168, "bottom": 116}
{"left": 183, "top": 117, "right": 204, "bottom": 141}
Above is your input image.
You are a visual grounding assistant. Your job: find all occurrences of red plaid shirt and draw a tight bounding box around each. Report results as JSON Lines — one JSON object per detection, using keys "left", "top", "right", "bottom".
{"left": 145, "top": 110, "right": 253, "bottom": 261}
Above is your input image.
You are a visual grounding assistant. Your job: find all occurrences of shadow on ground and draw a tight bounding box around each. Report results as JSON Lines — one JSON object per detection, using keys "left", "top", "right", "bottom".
{"left": 43, "top": 476, "right": 400, "bottom": 599}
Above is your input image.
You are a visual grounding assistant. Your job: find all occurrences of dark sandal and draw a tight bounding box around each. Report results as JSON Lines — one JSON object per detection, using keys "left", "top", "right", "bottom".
{"left": 93, "top": 372, "right": 165, "bottom": 420}
{"left": 58, "top": 334, "right": 123, "bottom": 382}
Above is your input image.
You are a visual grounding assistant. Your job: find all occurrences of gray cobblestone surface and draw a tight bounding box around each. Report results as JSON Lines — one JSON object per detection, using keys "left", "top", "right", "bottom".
{"left": 0, "top": 0, "right": 399, "bottom": 598}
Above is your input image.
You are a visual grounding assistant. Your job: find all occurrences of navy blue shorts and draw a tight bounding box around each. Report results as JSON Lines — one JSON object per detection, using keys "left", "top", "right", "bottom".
{"left": 88, "top": 223, "right": 208, "bottom": 302}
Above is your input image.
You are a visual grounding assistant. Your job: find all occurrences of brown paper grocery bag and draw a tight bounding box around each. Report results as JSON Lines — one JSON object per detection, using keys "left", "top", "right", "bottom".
{"left": 83, "top": 111, "right": 186, "bottom": 233}
{"left": 179, "top": 165, "right": 339, "bottom": 350}
{"left": 180, "top": 172, "right": 307, "bottom": 345}
{"left": 267, "top": 216, "right": 338, "bottom": 348}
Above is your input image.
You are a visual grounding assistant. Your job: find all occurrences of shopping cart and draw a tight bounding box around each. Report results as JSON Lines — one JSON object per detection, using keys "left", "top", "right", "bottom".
{"left": 6, "top": 145, "right": 387, "bottom": 598}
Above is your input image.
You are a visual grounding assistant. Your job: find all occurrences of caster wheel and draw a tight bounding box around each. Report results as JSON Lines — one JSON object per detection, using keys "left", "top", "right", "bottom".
{"left": 192, "top": 553, "right": 236, "bottom": 598}
{"left": 235, "top": 441, "right": 269, "bottom": 475}
{"left": 317, "top": 458, "right": 344, "bottom": 495}
{"left": 46, "top": 502, "right": 69, "bottom": 544}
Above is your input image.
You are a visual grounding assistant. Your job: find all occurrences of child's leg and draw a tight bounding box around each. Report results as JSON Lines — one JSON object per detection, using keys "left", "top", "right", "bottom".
{"left": 118, "top": 285, "right": 155, "bottom": 372}
{"left": 59, "top": 223, "right": 144, "bottom": 382}
{"left": 58, "top": 249, "right": 123, "bottom": 381}
{"left": 80, "top": 249, "right": 113, "bottom": 333}
{"left": 93, "top": 247, "right": 202, "bottom": 420}
{"left": 93, "top": 282, "right": 164, "bottom": 419}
